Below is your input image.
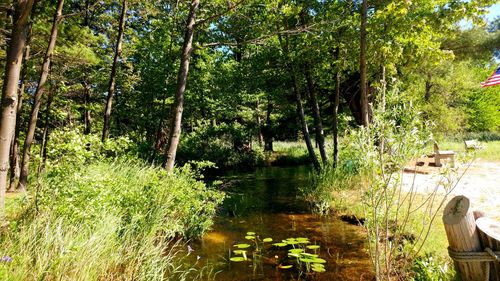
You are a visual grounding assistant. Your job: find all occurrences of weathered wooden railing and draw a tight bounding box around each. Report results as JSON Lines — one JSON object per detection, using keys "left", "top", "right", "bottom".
{"left": 443, "top": 195, "right": 500, "bottom": 281}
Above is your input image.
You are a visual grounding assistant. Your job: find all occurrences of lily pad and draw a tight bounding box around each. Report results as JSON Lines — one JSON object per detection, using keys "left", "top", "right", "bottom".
{"left": 288, "top": 248, "right": 304, "bottom": 254}
{"left": 234, "top": 243, "right": 251, "bottom": 249}
{"left": 233, "top": 250, "right": 247, "bottom": 255}
{"left": 262, "top": 238, "right": 273, "bottom": 242}
{"left": 312, "top": 258, "right": 327, "bottom": 264}
{"left": 230, "top": 257, "right": 246, "bottom": 262}
{"left": 272, "top": 242, "right": 287, "bottom": 247}
{"left": 307, "top": 245, "right": 320, "bottom": 250}
{"left": 245, "top": 235, "right": 255, "bottom": 240}
{"left": 299, "top": 258, "right": 315, "bottom": 263}
{"left": 300, "top": 253, "right": 318, "bottom": 258}
{"left": 312, "top": 266, "right": 326, "bottom": 272}
{"left": 288, "top": 253, "right": 300, "bottom": 258}
{"left": 278, "top": 264, "right": 293, "bottom": 269}
{"left": 246, "top": 232, "right": 256, "bottom": 235}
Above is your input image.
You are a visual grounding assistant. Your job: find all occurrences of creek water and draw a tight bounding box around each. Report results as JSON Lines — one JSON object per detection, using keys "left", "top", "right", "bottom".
{"left": 193, "top": 166, "right": 374, "bottom": 280}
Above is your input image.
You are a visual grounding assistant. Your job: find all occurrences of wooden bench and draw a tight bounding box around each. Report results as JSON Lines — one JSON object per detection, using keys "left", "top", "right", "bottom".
{"left": 464, "top": 139, "right": 483, "bottom": 151}
{"left": 434, "top": 142, "right": 455, "bottom": 167}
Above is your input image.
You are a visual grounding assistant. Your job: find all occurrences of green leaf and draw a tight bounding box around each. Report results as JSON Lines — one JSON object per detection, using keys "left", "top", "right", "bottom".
{"left": 246, "top": 232, "right": 256, "bottom": 235}
{"left": 233, "top": 243, "right": 251, "bottom": 249}
{"left": 272, "top": 242, "right": 287, "bottom": 247}
{"left": 233, "top": 250, "right": 247, "bottom": 255}
{"left": 312, "top": 266, "right": 326, "bottom": 272}
{"left": 288, "top": 248, "right": 304, "bottom": 254}
{"left": 263, "top": 238, "right": 273, "bottom": 242}
{"left": 245, "top": 235, "right": 255, "bottom": 240}
{"left": 278, "top": 264, "right": 293, "bottom": 269}
{"left": 307, "top": 245, "right": 320, "bottom": 250}
{"left": 230, "top": 257, "right": 246, "bottom": 262}
{"left": 312, "top": 258, "right": 327, "bottom": 264}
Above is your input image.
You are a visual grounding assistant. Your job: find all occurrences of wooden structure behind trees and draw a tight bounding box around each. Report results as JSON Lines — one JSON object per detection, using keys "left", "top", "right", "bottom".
{"left": 443, "top": 196, "right": 500, "bottom": 281}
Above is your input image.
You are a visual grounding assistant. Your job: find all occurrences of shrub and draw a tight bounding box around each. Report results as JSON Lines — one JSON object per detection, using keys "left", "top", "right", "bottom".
{"left": 0, "top": 159, "right": 224, "bottom": 280}
{"left": 177, "top": 122, "right": 265, "bottom": 169}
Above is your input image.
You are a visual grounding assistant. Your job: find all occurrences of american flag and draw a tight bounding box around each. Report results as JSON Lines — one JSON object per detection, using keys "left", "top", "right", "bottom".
{"left": 480, "top": 67, "right": 500, "bottom": 87}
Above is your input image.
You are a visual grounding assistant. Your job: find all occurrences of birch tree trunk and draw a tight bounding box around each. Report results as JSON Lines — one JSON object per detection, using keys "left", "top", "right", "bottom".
{"left": 102, "top": 0, "right": 127, "bottom": 142}
{"left": 18, "top": 0, "right": 64, "bottom": 191}
{"left": 0, "top": 0, "right": 35, "bottom": 217}
{"left": 359, "top": 0, "right": 370, "bottom": 126}
{"left": 164, "top": 0, "right": 199, "bottom": 172}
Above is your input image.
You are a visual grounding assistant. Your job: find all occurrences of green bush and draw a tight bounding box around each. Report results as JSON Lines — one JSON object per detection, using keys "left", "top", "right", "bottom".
{"left": 177, "top": 122, "right": 265, "bottom": 169}
{"left": 44, "top": 128, "right": 135, "bottom": 167}
{"left": 411, "top": 254, "right": 455, "bottom": 281}
{"left": 0, "top": 158, "right": 224, "bottom": 280}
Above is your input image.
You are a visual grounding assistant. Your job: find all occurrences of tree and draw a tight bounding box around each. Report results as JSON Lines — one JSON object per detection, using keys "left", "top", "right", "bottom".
{"left": 18, "top": 0, "right": 65, "bottom": 191}
{"left": 359, "top": 0, "right": 370, "bottom": 126}
{"left": 0, "top": 0, "right": 35, "bottom": 216}
{"left": 164, "top": 0, "right": 200, "bottom": 172}
{"left": 102, "top": 0, "right": 127, "bottom": 142}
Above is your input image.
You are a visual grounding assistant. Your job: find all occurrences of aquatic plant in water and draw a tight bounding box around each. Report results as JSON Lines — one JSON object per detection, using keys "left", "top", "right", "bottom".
{"left": 230, "top": 232, "right": 327, "bottom": 274}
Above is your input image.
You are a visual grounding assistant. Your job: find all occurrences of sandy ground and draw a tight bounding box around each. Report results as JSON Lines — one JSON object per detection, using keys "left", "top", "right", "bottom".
{"left": 402, "top": 160, "right": 500, "bottom": 220}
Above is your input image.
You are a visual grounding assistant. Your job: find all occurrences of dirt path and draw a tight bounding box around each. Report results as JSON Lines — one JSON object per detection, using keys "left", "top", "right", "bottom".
{"left": 402, "top": 160, "right": 500, "bottom": 220}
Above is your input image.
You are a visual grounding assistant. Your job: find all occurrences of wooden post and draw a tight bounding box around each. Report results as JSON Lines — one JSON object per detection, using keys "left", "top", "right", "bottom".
{"left": 476, "top": 217, "right": 500, "bottom": 281}
{"left": 443, "top": 196, "right": 486, "bottom": 281}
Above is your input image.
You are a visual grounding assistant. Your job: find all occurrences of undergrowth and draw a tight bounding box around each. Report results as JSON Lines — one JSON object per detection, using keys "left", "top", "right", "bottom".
{"left": 0, "top": 129, "right": 224, "bottom": 280}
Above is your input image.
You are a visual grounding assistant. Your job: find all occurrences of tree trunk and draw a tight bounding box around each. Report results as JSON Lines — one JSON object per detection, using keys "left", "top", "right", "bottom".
{"left": 276, "top": 18, "right": 320, "bottom": 171}
{"left": 292, "top": 72, "right": 320, "bottom": 171}
{"left": 40, "top": 90, "right": 54, "bottom": 165}
{"left": 333, "top": 72, "right": 340, "bottom": 168}
{"left": 263, "top": 99, "right": 273, "bottom": 152}
{"left": 424, "top": 73, "right": 432, "bottom": 102}
{"left": 83, "top": 83, "right": 91, "bottom": 135}
{"left": 0, "top": 0, "right": 35, "bottom": 217}
{"left": 164, "top": 0, "right": 199, "bottom": 172}
{"left": 359, "top": 0, "right": 370, "bottom": 126}
{"left": 305, "top": 65, "right": 328, "bottom": 164}
{"left": 256, "top": 99, "right": 263, "bottom": 147}
{"left": 18, "top": 0, "right": 64, "bottom": 191}
{"left": 8, "top": 19, "right": 33, "bottom": 192}
{"left": 102, "top": 0, "right": 127, "bottom": 142}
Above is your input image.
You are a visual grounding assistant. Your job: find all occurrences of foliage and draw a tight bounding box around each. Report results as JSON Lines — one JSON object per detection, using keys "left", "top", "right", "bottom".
{"left": 44, "top": 128, "right": 134, "bottom": 167}
{"left": 0, "top": 158, "right": 224, "bottom": 280}
{"left": 304, "top": 87, "right": 471, "bottom": 279}
{"left": 177, "top": 122, "right": 265, "bottom": 169}
{"left": 411, "top": 254, "right": 455, "bottom": 281}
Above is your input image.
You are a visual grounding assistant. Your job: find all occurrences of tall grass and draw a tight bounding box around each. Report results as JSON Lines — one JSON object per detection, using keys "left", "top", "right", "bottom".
{"left": 270, "top": 141, "right": 310, "bottom": 165}
{"left": 0, "top": 160, "right": 224, "bottom": 280}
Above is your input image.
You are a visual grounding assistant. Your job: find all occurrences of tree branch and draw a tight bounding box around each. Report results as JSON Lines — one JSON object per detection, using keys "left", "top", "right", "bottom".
{"left": 195, "top": 0, "right": 247, "bottom": 27}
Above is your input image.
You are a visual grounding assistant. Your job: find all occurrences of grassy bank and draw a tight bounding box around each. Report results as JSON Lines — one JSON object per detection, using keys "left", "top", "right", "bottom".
{"left": 0, "top": 160, "right": 224, "bottom": 280}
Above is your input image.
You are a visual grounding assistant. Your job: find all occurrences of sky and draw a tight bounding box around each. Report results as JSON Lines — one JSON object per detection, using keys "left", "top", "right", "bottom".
{"left": 486, "top": 4, "right": 500, "bottom": 22}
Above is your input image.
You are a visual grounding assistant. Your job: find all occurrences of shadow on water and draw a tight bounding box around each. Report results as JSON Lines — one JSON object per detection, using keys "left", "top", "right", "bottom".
{"left": 192, "top": 166, "right": 374, "bottom": 281}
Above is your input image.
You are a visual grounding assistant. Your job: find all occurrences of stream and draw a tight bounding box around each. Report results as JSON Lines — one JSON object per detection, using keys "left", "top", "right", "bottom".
{"left": 193, "top": 165, "right": 374, "bottom": 280}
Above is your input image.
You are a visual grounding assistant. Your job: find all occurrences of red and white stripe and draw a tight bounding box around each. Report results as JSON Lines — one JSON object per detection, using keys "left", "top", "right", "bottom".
{"left": 480, "top": 68, "right": 500, "bottom": 87}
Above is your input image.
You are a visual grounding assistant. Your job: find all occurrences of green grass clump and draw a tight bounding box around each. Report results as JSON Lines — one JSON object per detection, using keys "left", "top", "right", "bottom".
{"left": 270, "top": 141, "right": 310, "bottom": 166}
{"left": 0, "top": 160, "right": 224, "bottom": 280}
